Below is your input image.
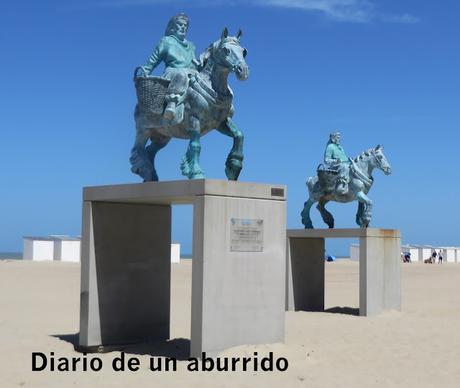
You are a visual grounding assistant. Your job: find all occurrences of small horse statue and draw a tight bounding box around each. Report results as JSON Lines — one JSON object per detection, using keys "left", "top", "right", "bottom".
{"left": 130, "top": 28, "right": 249, "bottom": 181}
{"left": 301, "top": 145, "right": 391, "bottom": 228}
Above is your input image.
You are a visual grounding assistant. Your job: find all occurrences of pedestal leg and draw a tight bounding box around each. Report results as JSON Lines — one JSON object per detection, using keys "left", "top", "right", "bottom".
{"left": 79, "top": 201, "right": 171, "bottom": 348}
{"left": 191, "top": 195, "right": 286, "bottom": 357}
{"left": 383, "top": 235, "right": 401, "bottom": 311}
{"left": 359, "top": 234, "right": 401, "bottom": 316}
{"left": 286, "top": 237, "right": 325, "bottom": 311}
{"left": 359, "top": 236, "right": 383, "bottom": 316}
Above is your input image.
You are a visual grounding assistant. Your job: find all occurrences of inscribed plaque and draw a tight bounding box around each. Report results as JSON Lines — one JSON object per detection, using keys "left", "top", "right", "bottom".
{"left": 230, "top": 218, "right": 264, "bottom": 252}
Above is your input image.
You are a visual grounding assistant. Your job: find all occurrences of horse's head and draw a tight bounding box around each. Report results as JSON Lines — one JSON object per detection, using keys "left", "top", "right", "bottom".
{"left": 371, "top": 145, "right": 391, "bottom": 175}
{"left": 208, "top": 28, "right": 249, "bottom": 81}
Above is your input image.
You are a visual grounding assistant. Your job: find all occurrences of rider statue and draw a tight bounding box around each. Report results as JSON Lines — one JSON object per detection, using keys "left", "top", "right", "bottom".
{"left": 324, "top": 132, "right": 350, "bottom": 195}
{"left": 140, "top": 13, "right": 199, "bottom": 122}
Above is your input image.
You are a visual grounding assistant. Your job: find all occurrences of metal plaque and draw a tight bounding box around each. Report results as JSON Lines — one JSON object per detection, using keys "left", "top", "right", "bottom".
{"left": 271, "top": 187, "right": 285, "bottom": 197}
{"left": 230, "top": 218, "right": 264, "bottom": 252}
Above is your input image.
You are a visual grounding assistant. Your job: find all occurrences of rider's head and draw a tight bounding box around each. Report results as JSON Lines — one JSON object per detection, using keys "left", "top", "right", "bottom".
{"left": 330, "top": 132, "right": 341, "bottom": 144}
{"left": 165, "top": 13, "right": 189, "bottom": 41}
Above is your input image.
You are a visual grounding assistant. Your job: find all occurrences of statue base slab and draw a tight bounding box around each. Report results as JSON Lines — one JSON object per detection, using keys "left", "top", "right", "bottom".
{"left": 78, "top": 179, "right": 286, "bottom": 357}
{"left": 286, "top": 228, "right": 401, "bottom": 316}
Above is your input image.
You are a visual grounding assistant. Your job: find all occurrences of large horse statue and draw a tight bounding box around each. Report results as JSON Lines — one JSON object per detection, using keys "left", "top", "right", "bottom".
{"left": 130, "top": 28, "right": 249, "bottom": 181}
{"left": 301, "top": 145, "right": 391, "bottom": 229}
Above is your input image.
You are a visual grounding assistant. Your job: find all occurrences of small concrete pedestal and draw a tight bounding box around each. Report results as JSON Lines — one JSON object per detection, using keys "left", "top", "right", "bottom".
{"left": 286, "top": 228, "right": 401, "bottom": 316}
{"left": 79, "top": 180, "right": 286, "bottom": 357}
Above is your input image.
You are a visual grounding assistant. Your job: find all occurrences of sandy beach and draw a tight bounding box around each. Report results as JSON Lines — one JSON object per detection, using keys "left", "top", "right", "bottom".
{"left": 0, "top": 259, "right": 459, "bottom": 387}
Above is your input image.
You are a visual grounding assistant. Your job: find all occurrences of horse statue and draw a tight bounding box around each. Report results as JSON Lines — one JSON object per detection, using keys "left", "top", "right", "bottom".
{"left": 300, "top": 145, "right": 391, "bottom": 229}
{"left": 130, "top": 28, "right": 249, "bottom": 181}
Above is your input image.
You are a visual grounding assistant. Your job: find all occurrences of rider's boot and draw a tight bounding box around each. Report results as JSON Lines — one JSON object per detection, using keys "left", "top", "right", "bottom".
{"left": 336, "top": 179, "right": 348, "bottom": 195}
{"left": 164, "top": 101, "right": 176, "bottom": 122}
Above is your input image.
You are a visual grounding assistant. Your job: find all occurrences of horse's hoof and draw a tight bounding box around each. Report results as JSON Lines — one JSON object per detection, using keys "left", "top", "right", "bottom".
{"left": 301, "top": 217, "right": 314, "bottom": 229}
{"left": 225, "top": 167, "right": 241, "bottom": 181}
{"left": 190, "top": 173, "right": 205, "bottom": 180}
{"left": 132, "top": 166, "right": 155, "bottom": 182}
{"left": 187, "top": 166, "right": 205, "bottom": 180}
{"left": 360, "top": 219, "right": 370, "bottom": 228}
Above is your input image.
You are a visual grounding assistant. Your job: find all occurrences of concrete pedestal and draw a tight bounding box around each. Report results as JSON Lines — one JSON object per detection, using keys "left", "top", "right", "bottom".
{"left": 286, "top": 228, "right": 401, "bottom": 317}
{"left": 79, "top": 180, "right": 286, "bottom": 357}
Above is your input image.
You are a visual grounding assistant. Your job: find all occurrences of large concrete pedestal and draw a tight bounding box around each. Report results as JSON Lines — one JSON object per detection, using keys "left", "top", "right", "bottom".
{"left": 79, "top": 180, "right": 286, "bottom": 357}
{"left": 286, "top": 228, "right": 401, "bottom": 316}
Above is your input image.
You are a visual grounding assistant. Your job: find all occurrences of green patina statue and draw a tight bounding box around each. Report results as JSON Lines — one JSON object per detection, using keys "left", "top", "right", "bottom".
{"left": 141, "top": 13, "right": 199, "bottom": 122}
{"left": 130, "top": 14, "right": 249, "bottom": 181}
{"left": 301, "top": 132, "right": 392, "bottom": 229}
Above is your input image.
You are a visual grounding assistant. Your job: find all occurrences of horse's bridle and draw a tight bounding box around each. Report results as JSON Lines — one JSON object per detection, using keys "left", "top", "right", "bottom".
{"left": 213, "top": 40, "right": 247, "bottom": 74}
{"left": 372, "top": 150, "right": 391, "bottom": 174}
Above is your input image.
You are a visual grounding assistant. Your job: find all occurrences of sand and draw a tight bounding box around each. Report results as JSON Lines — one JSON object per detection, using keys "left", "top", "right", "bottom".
{"left": 0, "top": 259, "right": 459, "bottom": 387}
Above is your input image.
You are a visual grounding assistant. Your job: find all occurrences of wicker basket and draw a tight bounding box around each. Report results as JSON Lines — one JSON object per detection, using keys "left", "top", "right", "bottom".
{"left": 317, "top": 164, "right": 338, "bottom": 192}
{"left": 134, "top": 71, "right": 169, "bottom": 114}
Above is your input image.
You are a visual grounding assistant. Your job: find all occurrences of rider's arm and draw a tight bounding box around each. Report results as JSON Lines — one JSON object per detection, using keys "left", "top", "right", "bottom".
{"left": 142, "top": 38, "right": 166, "bottom": 74}
{"left": 188, "top": 42, "right": 200, "bottom": 70}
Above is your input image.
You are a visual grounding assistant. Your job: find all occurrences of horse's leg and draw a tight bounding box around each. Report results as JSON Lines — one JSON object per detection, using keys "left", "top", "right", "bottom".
{"left": 355, "top": 191, "right": 373, "bottom": 228}
{"left": 355, "top": 202, "right": 365, "bottom": 227}
{"left": 129, "top": 112, "right": 154, "bottom": 181}
{"left": 181, "top": 115, "right": 205, "bottom": 179}
{"left": 317, "top": 199, "right": 334, "bottom": 229}
{"left": 146, "top": 136, "right": 171, "bottom": 181}
{"left": 217, "top": 118, "right": 244, "bottom": 180}
{"left": 300, "top": 198, "right": 316, "bottom": 229}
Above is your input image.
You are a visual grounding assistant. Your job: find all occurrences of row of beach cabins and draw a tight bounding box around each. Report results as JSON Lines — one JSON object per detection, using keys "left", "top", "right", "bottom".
{"left": 23, "top": 236, "right": 459, "bottom": 264}
{"left": 23, "top": 236, "right": 181, "bottom": 263}
{"left": 350, "top": 244, "right": 460, "bottom": 263}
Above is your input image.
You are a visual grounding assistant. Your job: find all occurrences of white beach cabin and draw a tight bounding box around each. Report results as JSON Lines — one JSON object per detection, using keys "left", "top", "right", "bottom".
{"left": 51, "top": 235, "right": 81, "bottom": 262}
{"left": 23, "top": 237, "right": 54, "bottom": 261}
{"left": 171, "top": 242, "right": 181, "bottom": 263}
{"left": 441, "top": 247, "right": 457, "bottom": 263}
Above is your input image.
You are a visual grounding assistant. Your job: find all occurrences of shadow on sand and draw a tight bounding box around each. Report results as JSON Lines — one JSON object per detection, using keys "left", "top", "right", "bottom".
{"left": 51, "top": 334, "right": 191, "bottom": 360}
{"left": 324, "top": 306, "right": 359, "bottom": 316}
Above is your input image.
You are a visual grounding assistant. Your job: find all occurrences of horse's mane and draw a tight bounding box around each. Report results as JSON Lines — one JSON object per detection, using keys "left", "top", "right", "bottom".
{"left": 199, "top": 43, "right": 216, "bottom": 75}
{"left": 354, "top": 147, "right": 376, "bottom": 162}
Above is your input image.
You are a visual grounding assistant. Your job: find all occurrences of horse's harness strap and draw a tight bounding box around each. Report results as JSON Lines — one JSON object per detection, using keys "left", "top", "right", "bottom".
{"left": 192, "top": 74, "right": 218, "bottom": 99}
{"left": 189, "top": 75, "right": 232, "bottom": 109}
{"left": 349, "top": 159, "right": 373, "bottom": 187}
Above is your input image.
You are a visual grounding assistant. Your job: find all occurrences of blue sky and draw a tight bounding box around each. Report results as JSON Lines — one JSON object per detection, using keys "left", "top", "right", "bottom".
{"left": 1, "top": 0, "right": 459, "bottom": 254}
